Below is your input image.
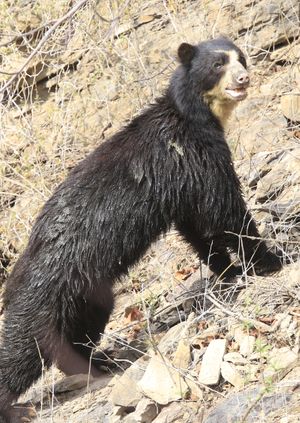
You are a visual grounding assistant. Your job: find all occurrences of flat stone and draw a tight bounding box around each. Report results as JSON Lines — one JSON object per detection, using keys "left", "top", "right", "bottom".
{"left": 172, "top": 339, "right": 191, "bottom": 370}
{"left": 53, "top": 374, "right": 93, "bottom": 393}
{"left": 224, "top": 352, "right": 247, "bottom": 365}
{"left": 196, "top": 324, "right": 219, "bottom": 340}
{"left": 263, "top": 347, "right": 298, "bottom": 380}
{"left": 239, "top": 335, "right": 256, "bottom": 357}
{"left": 110, "top": 356, "right": 148, "bottom": 407}
{"left": 280, "top": 314, "right": 293, "bottom": 331}
{"left": 138, "top": 354, "right": 189, "bottom": 404}
{"left": 255, "top": 151, "right": 300, "bottom": 205}
{"left": 135, "top": 398, "right": 160, "bottom": 421}
{"left": 199, "top": 339, "right": 227, "bottom": 385}
{"left": 229, "top": 324, "right": 246, "bottom": 345}
{"left": 236, "top": 364, "right": 259, "bottom": 382}
{"left": 152, "top": 402, "right": 185, "bottom": 423}
{"left": 249, "top": 352, "right": 267, "bottom": 362}
{"left": 123, "top": 398, "right": 160, "bottom": 423}
{"left": 270, "top": 42, "right": 300, "bottom": 62}
{"left": 157, "top": 322, "right": 186, "bottom": 355}
{"left": 237, "top": 114, "right": 286, "bottom": 156}
{"left": 221, "top": 362, "right": 244, "bottom": 388}
{"left": 185, "top": 378, "right": 203, "bottom": 400}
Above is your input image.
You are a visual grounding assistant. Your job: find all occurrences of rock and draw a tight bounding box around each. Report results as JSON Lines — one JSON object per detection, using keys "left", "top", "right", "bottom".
{"left": 135, "top": 398, "right": 160, "bottom": 421}
{"left": 254, "top": 149, "right": 300, "bottom": 203}
{"left": 138, "top": 354, "right": 189, "bottom": 404}
{"left": 72, "top": 398, "right": 111, "bottom": 422}
{"left": 263, "top": 347, "right": 298, "bottom": 380}
{"left": 151, "top": 401, "right": 199, "bottom": 423}
{"left": 288, "top": 320, "right": 298, "bottom": 340}
{"left": 255, "top": 169, "right": 285, "bottom": 203}
{"left": 198, "top": 339, "right": 227, "bottom": 385}
{"left": 195, "top": 324, "right": 219, "bottom": 340}
{"left": 281, "top": 94, "right": 300, "bottom": 122}
{"left": 110, "top": 356, "right": 148, "bottom": 407}
{"left": 263, "top": 189, "right": 300, "bottom": 220}
{"left": 270, "top": 42, "right": 300, "bottom": 63}
{"left": 229, "top": 324, "right": 246, "bottom": 345}
{"left": 191, "top": 348, "right": 204, "bottom": 367}
{"left": 249, "top": 352, "right": 267, "bottom": 362}
{"left": 235, "top": 114, "right": 286, "bottom": 157}
{"left": 220, "top": 361, "right": 244, "bottom": 388}
{"left": 94, "top": 77, "right": 119, "bottom": 103}
{"left": 109, "top": 406, "right": 126, "bottom": 423}
{"left": 54, "top": 374, "right": 94, "bottom": 393}
{"left": 282, "top": 365, "right": 300, "bottom": 383}
{"left": 204, "top": 385, "right": 294, "bottom": 423}
{"left": 280, "top": 314, "right": 293, "bottom": 331}
{"left": 158, "top": 278, "right": 203, "bottom": 326}
{"left": 223, "top": 352, "right": 247, "bottom": 365}
{"left": 123, "top": 398, "right": 160, "bottom": 423}
{"left": 246, "top": 152, "right": 275, "bottom": 188}
{"left": 185, "top": 378, "right": 203, "bottom": 400}
{"left": 156, "top": 322, "right": 186, "bottom": 354}
{"left": 259, "top": 68, "right": 298, "bottom": 96}
{"left": 172, "top": 339, "right": 191, "bottom": 370}
{"left": 24, "top": 371, "right": 113, "bottom": 405}
{"left": 236, "top": 364, "right": 259, "bottom": 382}
{"left": 236, "top": 150, "right": 284, "bottom": 189}
{"left": 152, "top": 402, "right": 185, "bottom": 423}
{"left": 239, "top": 335, "right": 256, "bottom": 357}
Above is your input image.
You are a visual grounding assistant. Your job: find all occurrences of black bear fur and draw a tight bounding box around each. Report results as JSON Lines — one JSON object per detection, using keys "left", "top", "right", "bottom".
{"left": 0, "top": 37, "right": 282, "bottom": 421}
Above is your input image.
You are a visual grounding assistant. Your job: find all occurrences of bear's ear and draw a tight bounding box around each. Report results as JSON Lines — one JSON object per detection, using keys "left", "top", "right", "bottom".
{"left": 178, "top": 43, "right": 196, "bottom": 65}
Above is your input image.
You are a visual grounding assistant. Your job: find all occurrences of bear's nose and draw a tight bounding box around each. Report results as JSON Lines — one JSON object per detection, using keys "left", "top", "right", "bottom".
{"left": 237, "top": 72, "right": 250, "bottom": 85}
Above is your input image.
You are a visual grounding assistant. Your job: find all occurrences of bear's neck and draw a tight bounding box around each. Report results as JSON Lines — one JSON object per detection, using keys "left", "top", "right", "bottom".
{"left": 168, "top": 70, "right": 210, "bottom": 123}
{"left": 168, "top": 68, "right": 234, "bottom": 129}
{"left": 205, "top": 97, "right": 237, "bottom": 128}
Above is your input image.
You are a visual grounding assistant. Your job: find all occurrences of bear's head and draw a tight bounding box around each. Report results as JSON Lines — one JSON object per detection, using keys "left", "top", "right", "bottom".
{"left": 174, "top": 37, "right": 249, "bottom": 125}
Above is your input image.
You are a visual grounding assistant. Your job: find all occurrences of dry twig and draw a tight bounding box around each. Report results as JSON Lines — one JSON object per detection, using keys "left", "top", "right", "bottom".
{"left": 0, "top": 0, "right": 89, "bottom": 96}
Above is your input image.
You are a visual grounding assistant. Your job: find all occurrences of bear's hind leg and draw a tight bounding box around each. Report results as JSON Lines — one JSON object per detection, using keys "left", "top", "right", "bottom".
{"left": 0, "top": 393, "right": 36, "bottom": 423}
{"left": 0, "top": 319, "right": 44, "bottom": 422}
{"left": 53, "top": 337, "right": 102, "bottom": 377}
{"left": 56, "top": 284, "right": 115, "bottom": 375}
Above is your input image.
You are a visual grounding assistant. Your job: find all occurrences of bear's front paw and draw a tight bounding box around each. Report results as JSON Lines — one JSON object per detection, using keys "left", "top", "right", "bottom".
{"left": 254, "top": 251, "right": 282, "bottom": 276}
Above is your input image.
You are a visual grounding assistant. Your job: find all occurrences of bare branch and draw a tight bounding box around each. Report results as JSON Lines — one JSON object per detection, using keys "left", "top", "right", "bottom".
{"left": 0, "top": 0, "right": 89, "bottom": 96}
{"left": 0, "top": 21, "right": 56, "bottom": 48}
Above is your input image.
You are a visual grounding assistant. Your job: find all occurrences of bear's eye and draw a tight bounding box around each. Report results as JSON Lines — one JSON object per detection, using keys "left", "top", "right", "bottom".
{"left": 213, "top": 61, "right": 223, "bottom": 70}
{"left": 239, "top": 55, "right": 247, "bottom": 69}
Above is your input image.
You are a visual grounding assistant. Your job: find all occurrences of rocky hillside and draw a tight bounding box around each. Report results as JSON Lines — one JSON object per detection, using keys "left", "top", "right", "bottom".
{"left": 0, "top": 0, "right": 299, "bottom": 422}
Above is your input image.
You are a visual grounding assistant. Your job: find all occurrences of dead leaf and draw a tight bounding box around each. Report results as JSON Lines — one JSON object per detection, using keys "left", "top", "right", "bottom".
{"left": 124, "top": 306, "right": 144, "bottom": 323}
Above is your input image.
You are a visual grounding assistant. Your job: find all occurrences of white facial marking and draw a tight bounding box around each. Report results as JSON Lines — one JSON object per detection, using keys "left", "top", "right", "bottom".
{"left": 214, "top": 49, "right": 239, "bottom": 62}
{"left": 214, "top": 49, "right": 248, "bottom": 101}
{"left": 203, "top": 48, "right": 249, "bottom": 127}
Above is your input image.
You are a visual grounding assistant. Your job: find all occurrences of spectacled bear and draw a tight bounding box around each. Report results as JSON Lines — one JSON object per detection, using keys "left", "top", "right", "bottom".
{"left": 0, "top": 37, "right": 282, "bottom": 422}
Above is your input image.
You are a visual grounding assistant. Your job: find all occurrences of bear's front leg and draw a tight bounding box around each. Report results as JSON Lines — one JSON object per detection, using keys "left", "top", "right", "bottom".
{"left": 225, "top": 213, "right": 282, "bottom": 276}
{"left": 176, "top": 221, "right": 240, "bottom": 279}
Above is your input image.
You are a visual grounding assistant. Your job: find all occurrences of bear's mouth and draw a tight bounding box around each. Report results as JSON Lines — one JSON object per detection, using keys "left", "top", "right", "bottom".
{"left": 225, "top": 86, "right": 248, "bottom": 101}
